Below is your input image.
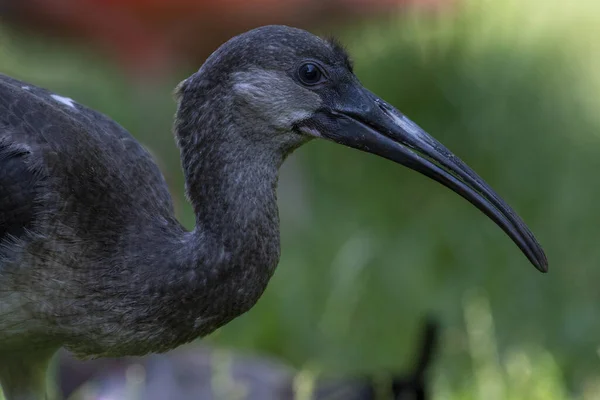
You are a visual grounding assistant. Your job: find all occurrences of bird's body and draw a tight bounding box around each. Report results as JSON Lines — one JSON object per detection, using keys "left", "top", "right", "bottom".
{"left": 0, "top": 26, "right": 546, "bottom": 399}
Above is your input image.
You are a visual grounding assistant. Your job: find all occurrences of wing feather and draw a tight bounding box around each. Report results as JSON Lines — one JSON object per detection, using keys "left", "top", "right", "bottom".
{"left": 0, "top": 143, "right": 37, "bottom": 244}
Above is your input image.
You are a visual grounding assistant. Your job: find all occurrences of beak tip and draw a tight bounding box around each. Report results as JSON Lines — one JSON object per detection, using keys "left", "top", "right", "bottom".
{"left": 533, "top": 255, "right": 549, "bottom": 273}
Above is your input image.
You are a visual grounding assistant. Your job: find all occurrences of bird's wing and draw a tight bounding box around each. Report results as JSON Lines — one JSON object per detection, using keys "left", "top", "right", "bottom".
{"left": 0, "top": 73, "right": 177, "bottom": 253}
{"left": 0, "top": 76, "right": 52, "bottom": 250}
{"left": 0, "top": 143, "right": 38, "bottom": 245}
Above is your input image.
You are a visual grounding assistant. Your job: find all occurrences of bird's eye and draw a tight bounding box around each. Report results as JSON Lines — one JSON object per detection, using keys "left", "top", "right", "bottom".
{"left": 298, "top": 63, "right": 324, "bottom": 85}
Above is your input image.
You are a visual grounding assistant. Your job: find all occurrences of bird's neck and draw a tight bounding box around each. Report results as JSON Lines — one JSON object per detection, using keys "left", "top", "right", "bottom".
{"left": 175, "top": 102, "right": 284, "bottom": 271}
{"left": 188, "top": 138, "right": 282, "bottom": 250}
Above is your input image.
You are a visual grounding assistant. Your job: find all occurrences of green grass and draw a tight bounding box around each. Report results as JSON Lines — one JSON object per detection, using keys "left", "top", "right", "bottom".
{"left": 2, "top": 0, "right": 600, "bottom": 398}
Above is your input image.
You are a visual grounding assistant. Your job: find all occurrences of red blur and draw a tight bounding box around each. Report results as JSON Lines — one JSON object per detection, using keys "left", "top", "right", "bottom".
{"left": 1, "top": 0, "right": 449, "bottom": 76}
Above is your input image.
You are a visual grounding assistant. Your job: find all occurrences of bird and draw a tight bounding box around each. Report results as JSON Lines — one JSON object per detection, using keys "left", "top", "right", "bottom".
{"left": 0, "top": 25, "right": 547, "bottom": 399}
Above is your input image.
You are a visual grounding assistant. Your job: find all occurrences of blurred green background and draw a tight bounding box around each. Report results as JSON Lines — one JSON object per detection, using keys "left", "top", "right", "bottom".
{"left": 2, "top": 0, "right": 600, "bottom": 398}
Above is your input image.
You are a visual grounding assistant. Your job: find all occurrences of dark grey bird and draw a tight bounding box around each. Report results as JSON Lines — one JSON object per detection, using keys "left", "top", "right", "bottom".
{"left": 0, "top": 25, "right": 547, "bottom": 399}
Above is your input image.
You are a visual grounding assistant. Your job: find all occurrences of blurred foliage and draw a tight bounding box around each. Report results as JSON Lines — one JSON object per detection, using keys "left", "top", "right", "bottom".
{"left": 2, "top": 0, "right": 600, "bottom": 398}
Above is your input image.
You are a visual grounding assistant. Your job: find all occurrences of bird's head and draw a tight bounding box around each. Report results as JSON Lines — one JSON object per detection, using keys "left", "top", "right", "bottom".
{"left": 176, "top": 25, "right": 547, "bottom": 272}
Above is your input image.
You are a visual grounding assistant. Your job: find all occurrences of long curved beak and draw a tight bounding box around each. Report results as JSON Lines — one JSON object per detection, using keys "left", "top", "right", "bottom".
{"left": 311, "top": 88, "right": 547, "bottom": 272}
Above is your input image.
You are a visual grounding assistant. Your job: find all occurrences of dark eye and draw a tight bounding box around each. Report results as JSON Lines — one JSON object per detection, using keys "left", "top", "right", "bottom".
{"left": 298, "top": 63, "right": 324, "bottom": 85}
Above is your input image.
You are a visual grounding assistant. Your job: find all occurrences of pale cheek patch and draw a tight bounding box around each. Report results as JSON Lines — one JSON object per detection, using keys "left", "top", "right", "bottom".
{"left": 51, "top": 94, "right": 77, "bottom": 110}
{"left": 232, "top": 82, "right": 261, "bottom": 97}
{"left": 287, "top": 110, "right": 312, "bottom": 123}
{"left": 232, "top": 69, "right": 321, "bottom": 128}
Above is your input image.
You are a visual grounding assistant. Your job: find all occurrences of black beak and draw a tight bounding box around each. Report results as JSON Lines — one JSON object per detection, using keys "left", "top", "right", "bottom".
{"left": 309, "top": 88, "right": 547, "bottom": 272}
